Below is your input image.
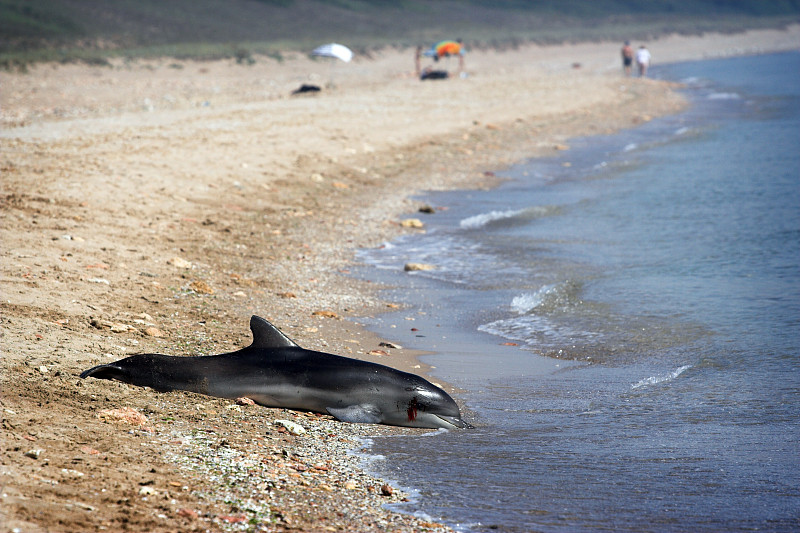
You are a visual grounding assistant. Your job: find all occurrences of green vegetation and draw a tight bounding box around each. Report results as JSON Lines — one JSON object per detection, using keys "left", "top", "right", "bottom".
{"left": 1, "top": 0, "right": 797, "bottom": 69}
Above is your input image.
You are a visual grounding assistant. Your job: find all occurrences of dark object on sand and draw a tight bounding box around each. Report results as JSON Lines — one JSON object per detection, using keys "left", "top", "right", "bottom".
{"left": 80, "top": 315, "right": 472, "bottom": 429}
{"left": 292, "top": 84, "right": 321, "bottom": 95}
{"left": 421, "top": 69, "right": 449, "bottom": 81}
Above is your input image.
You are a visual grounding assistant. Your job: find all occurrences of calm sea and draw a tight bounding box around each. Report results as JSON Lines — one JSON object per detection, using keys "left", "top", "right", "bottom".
{"left": 357, "top": 52, "right": 800, "bottom": 532}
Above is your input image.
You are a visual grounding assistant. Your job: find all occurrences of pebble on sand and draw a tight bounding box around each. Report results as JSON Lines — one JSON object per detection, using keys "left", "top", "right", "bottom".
{"left": 177, "top": 508, "right": 198, "bottom": 519}
{"left": 274, "top": 419, "right": 306, "bottom": 436}
{"left": 167, "top": 257, "right": 192, "bottom": 269}
{"left": 97, "top": 407, "right": 149, "bottom": 426}
{"left": 400, "top": 218, "right": 425, "bottom": 229}
{"left": 404, "top": 263, "right": 436, "bottom": 272}
{"left": 312, "top": 310, "right": 339, "bottom": 319}
{"left": 379, "top": 341, "right": 402, "bottom": 349}
{"left": 144, "top": 327, "right": 164, "bottom": 337}
{"left": 189, "top": 280, "right": 214, "bottom": 294}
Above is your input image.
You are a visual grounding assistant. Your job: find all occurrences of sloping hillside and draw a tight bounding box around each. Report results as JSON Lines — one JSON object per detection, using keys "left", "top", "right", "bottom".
{"left": 2, "top": 0, "right": 798, "bottom": 65}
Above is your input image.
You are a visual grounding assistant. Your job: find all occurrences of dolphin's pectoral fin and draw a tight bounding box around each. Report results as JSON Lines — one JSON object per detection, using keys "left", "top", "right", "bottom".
{"left": 326, "top": 405, "right": 382, "bottom": 424}
{"left": 249, "top": 315, "right": 299, "bottom": 349}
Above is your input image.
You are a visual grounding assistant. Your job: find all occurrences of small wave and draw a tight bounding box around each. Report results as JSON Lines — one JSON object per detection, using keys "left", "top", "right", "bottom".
{"left": 623, "top": 143, "right": 638, "bottom": 152}
{"left": 707, "top": 92, "right": 741, "bottom": 100}
{"left": 460, "top": 209, "right": 524, "bottom": 229}
{"left": 674, "top": 126, "right": 690, "bottom": 136}
{"left": 631, "top": 365, "right": 691, "bottom": 389}
{"left": 511, "top": 285, "right": 560, "bottom": 314}
{"left": 459, "top": 206, "right": 555, "bottom": 230}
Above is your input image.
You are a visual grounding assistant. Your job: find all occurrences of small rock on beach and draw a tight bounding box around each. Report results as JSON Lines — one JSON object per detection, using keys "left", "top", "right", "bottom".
{"left": 404, "top": 263, "right": 436, "bottom": 272}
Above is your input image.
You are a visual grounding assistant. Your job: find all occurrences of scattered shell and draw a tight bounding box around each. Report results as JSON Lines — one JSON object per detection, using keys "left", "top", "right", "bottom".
{"left": 189, "top": 280, "right": 214, "bottom": 294}
{"left": 24, "top": 449, "right": 43, "bottom": 459}
{"left": 139, "top": 486, "right": 157, "bottom": 496}
{"left": 219, "top": 515, "right": 247, "bottom": 524}
{"left": 311, "top": 310, "right": 339, "bottom": 319}
{"left": 404, "top": 263, "right": 435, "bottom": 272}
{"left": 235, "top": 397, "right": 255, "bottom": 405}
{"left": 167, "top": 257, "right": 192, "bottom": 269}
{"left": 368, "top": 350, "right": 389, "bottom": 356}
{"left": 344, "top": 481, "right": 358, "bottom": 490}
{"left": 177, "top": 508, "right": 198, "bottom": 519}
{"left": 277, "top": 291, "right": 297, "bottom": 298}
{"left": 381, "top": 484, "right": 394, "bottom": 496}
{"left": 274, "top": 419, "right": 306, "bottom": 436}
{"left": 97, "top": 407, "right": 148, "bottom": 426}
{"left": 90, "top": 318, "right": 134, "bottom": 333}
{"left": 86, "top": 278, "right": 110, "bottom": 285}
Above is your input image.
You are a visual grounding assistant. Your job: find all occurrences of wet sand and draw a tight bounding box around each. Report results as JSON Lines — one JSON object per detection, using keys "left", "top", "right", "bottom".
{"left": 1, "top": 25, "right": 797, "bottom": 532}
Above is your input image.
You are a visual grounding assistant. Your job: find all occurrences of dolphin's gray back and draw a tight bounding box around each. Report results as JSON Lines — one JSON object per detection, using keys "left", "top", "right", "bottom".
{"left": 80, "top": 315, "right": 468, "bottom": 428}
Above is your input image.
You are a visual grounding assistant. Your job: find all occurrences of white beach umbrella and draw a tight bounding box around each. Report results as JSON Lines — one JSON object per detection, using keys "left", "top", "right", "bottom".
{"left": 312, "top": 43, "right": 353, "bottom": 63}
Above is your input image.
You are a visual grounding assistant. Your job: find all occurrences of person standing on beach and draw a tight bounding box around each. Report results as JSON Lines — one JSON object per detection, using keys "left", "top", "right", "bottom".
{"left": 621, "top": 41, "right": 634, "bottom": 76}
{"left": 636, "top": 45, "right": 651, "bottom": 77}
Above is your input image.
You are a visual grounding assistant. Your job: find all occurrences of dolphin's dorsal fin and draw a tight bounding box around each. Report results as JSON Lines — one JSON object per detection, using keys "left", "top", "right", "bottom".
{"left": 249, "top": 315, "right": 299, "bottom": 348}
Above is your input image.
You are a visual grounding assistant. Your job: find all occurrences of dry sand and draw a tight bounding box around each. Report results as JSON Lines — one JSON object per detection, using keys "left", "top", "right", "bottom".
{"left": 2, "top": 25, "right": 798, "bottom": 532}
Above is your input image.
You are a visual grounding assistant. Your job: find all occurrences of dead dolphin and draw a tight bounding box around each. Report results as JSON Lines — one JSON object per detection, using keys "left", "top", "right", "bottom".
{"left": 80, "top": 315, "right": 471, "bottom": 429}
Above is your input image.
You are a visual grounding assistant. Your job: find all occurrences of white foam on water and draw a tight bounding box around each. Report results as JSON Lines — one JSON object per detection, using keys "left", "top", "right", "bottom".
{"left": 631, "top": 365, "right": 692, "bottom": 389}
{"left": 510, "top": 285, "right": 560, "bottom": 314}
{"left": 460, "top": 209, "right": 524, "bottom": 229}
{"left": 623, "top": 142, "right": 638, "bottom": 152}
{"left": 459, "top": 206, "right": 556, "bottom": 230}
{"left": 708, "top": 92, "right": 741, "bottom": 100}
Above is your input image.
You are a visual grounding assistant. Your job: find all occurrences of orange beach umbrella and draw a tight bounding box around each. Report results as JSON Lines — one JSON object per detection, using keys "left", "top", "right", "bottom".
{"left": 434, "top": 40, "right": 462, "bottom": 57}
{"left": 424, "top": 40, "right": 463, "bottom": 58}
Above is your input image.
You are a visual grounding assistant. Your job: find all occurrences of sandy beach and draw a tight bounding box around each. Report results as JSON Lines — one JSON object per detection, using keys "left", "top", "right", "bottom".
{"left": 2, "top": 25, "right": 798, "bottom": 532}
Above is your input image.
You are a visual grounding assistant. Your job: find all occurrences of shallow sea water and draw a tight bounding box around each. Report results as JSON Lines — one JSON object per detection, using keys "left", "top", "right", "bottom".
{"left": 358, "top": 52, "right": 800, "bottom": 532}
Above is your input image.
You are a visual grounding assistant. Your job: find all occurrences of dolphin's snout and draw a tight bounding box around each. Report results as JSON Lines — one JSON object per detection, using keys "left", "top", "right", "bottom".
{"left": 436, "top": 414, "right": 474, "bottom": 429}
{"left": 80, "top": 364, "right": 123, "bottom": 380}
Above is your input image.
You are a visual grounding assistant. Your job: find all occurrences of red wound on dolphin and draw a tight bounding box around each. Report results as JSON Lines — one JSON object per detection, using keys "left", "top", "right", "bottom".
{"left": 407, "top": 397, "right": 419, "bottom": 422}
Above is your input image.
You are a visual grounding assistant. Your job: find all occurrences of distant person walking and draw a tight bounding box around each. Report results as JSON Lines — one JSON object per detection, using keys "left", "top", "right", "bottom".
{"left": 621, "top": 41, "right": 634, "bottom": 76}
{"left": 636, "top": 45, "right": 651, "bottom": 77}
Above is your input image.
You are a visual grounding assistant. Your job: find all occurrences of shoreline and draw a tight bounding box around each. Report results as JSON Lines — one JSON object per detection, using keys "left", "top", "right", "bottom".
{"left": 2, "top": 26, "right": 798, "bottom": 532}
